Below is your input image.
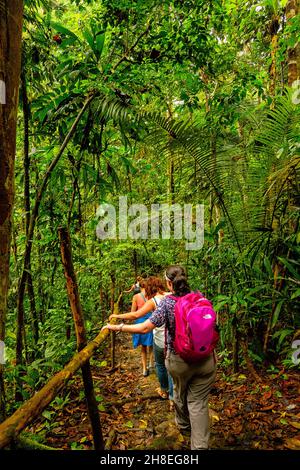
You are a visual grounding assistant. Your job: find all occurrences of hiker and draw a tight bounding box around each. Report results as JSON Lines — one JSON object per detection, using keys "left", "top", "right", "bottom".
{"left": 130, "top": 277, "right": 154, "bottom": 377}
{"left": 124, "top": 276, "right": 143, "bottom": 294}
{"left": 103, "top": 265, "right": 218, "bottom": 450}
{"left": 110, "top": 276, "right": 174, "bottom": 408}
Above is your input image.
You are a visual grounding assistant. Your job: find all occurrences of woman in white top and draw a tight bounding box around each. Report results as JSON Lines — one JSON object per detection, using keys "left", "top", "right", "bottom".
{"left": 111, "top": 276, "right": 174, "bottom": 406}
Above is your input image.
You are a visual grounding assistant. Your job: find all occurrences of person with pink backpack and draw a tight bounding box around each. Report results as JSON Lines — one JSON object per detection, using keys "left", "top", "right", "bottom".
{"left": 102, "top": 265, "right": 218, "bottom": 450}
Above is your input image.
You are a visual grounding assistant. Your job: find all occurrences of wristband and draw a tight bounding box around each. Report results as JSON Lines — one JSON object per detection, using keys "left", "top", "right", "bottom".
{"left": 119, "top": 323, "right": 124, "bottom": 331}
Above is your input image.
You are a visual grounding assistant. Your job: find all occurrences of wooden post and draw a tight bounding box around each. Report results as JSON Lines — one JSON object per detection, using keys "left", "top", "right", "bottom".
{"left": 58, "top": 227, "right": 104, "bottom": 451}
{"left": 110, "top": 293, "right": 122, "bottom": 370}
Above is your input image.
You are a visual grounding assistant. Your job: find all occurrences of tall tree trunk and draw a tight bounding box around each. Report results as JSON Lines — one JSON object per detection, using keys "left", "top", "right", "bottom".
{"left": 286, "top": 0, "right": 300, "bottom": 86}
{"left": 0, "top": 0, "right": 24, "bottom": 422}
{"left": 21, "top": 61, "right": 39, "bottom": 350}
{"left": 269, "top": 15, "right": 280, "bottom": 97}
{"left": 58, "top": 227, "right": 104, "bottom": 451}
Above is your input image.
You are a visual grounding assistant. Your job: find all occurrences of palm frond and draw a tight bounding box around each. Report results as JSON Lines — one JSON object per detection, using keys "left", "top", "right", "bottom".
{"left": 146, "top": 113, "right": 243, "bottom": 253}
{"left": 92, "top": 94, "right": 132, "bottom": 124}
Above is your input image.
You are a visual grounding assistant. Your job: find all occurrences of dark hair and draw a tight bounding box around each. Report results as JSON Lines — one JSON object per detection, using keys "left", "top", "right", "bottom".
{"left": 137, "top": 276, "right": 147, "bottom": 288}
{"left": 144, "top": 276, "right": 166, "bottom": 299}
{"left": 165, "top": 265, "right": 190, "bottom": 297}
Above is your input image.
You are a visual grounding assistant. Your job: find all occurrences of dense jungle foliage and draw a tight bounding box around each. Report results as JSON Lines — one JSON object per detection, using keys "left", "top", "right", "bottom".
{"left": 0, "top": 0, "right": 299, "bottom": 437}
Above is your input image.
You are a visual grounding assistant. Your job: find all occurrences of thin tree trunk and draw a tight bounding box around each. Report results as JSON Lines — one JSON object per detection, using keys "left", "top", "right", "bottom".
{"left": 133, "top": 249, "right": 138, "bottom": 280}
{"left": 241, "top": 338, "right": 262, "bottom": 383}
{"left": 99, "top": 266, "right": 104, "bottom": 323}
{"left": 166, "top": 103, "right": 175, "bottom": 204}
{"left": 232, "top": 313, "right": 239, "bottom": 373}
{"left": 99, "top": 285, "right": 104, "bottom": 322}
{"left": 269, "top": 16, "right": 280, "bottom": 97}
{"left": 27, "top": 272, "right": 38, "bottom": 346}
{"left": 168, "top": 156, "right": 175, "bottom": 204}
{"left": 286, "top": 0, "right": 300, "bottom": 86}
{"left": 11, "top": 224, "right": 19, "bottom": 276}
{"left": 21, "top": 61, "right": 30, "bottom": 233}
{"left": 16, "top": 94, "right": 95, "bottom": 377}
{"left": 66, "top": 304, "right": 72, "bottom": 341}
{"left": 0, "top": 0, "right": 24, "bottom": 421}
{"left": 110, "top": 273, "right": 116, "bottom": 315}
{"left": 58, "top": 227, "right": 104, "bottom": 451}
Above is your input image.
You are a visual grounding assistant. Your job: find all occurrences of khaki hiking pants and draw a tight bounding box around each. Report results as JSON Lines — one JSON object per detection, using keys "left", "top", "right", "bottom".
{"left": 165, "top": 352, "right": 216, "bottom": 450}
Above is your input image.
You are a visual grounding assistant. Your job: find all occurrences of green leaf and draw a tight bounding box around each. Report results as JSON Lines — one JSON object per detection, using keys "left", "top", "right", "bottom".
{"left": 95, "top": 32, "right": 105, "bottom": 61}
{"left": 83, "top": 29, "right": 94, "bottom": 51}
{"left": 263, "top": 257, "right": 273, "bottom": 277}
{"left": 278, "top": 257, "right": 300, "bottom": 280}
{"left": 60, "top": 37, "right": 77, "bottom": 48}
{"left": 291, "top": 289, "right": 300, "bottom": 300}
{"left": 272, "top": 328, "right": 293, "bottom": 347}
{"left": 124, "top": 420, "right": 134, "bottom": 428}
{"left": 51, "top": 22, "right": 80, "bottom": 41}
{"left": 271, "top": 300, "right": 284, "bottom": 328}
{"left": 42, "top": 410, "right": 52, "bottom": 420}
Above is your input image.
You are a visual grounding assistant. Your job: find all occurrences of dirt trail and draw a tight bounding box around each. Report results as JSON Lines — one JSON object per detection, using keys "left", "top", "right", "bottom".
{"left": 30, "top": 332, "right": 300, "bottom": 450}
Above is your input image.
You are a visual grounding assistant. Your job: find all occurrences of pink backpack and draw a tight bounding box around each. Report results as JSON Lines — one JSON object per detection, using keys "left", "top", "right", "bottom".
{"left": 170, "top": 291, "right": 219, "bottom": 363}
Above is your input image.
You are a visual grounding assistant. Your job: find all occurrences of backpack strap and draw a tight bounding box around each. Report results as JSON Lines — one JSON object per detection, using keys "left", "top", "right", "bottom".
{"left": 139, "top": 292, "right": 147, "bottom": 302}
